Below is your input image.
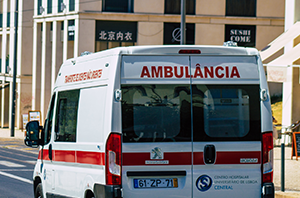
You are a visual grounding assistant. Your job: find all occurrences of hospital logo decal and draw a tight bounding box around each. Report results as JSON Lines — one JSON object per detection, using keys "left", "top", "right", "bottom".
{"left": 196, "top": 175, "right": 212, "bottom": 192}
{"left": 151, "top": 147, "right": 163, "bottom": 159}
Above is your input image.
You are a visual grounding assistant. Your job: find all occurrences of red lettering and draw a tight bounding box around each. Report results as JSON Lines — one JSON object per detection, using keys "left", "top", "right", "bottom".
{"left": 194, "top": 67, "right": 203, "bottom": 78}
{"left": 98, "top": 69, "right": 102, "bottom": 78}
{"left": 230, "top": 66, "right": 240, "bottom": 78}
{"left": 151, "top": 66, "right": 163, "bottom": 78}
{"left": 225, "top": 67, "right": 229, "bottom": 78}
{"left": 140, "top": 66, "right": 151, "bottom": 78}
{"left": 164, "top": 66, "right": 173, "bottom": 78}
{"left": 215, "top": 66, "right": 224, "bottom": 78}
{"left": 185, "top": 66, "right": 192, "bottom": 78}
{"left": 204, "top": 67, "right": 214, "bottom": 78}
{"left": 174, "top": 66, "right": 184, "bottom": 78}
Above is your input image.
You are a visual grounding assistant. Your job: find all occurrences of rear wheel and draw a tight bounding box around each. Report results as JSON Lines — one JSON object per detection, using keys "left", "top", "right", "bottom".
{"left": 35, "top": 183, "right": 43, "bottom": 198}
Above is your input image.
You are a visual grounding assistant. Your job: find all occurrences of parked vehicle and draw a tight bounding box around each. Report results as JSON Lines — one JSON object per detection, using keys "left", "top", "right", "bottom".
{"left": 25, "top": 44, "right": 274, "bottom": 198}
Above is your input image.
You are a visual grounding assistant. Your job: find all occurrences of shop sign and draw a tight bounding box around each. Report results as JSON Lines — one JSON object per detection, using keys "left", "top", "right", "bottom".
{"left": 164, "top": 23, "right": 195, "bottom": 45}
{"left": 267, "top": 66, "right": 287, "bottom": 82}
{"left": 225, "top": 25, "right": 256, "bottom": 47}
{"left": 98, "top": 30, "right": 133, "bottom": 41}
{"left": 96, "top": 21, "right": 137, "bottom": 42}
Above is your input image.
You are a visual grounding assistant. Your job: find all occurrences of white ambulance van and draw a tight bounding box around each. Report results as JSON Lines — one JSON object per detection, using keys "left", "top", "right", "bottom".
{"left": 25, "top": 45, "right": 274, "bottom": 198}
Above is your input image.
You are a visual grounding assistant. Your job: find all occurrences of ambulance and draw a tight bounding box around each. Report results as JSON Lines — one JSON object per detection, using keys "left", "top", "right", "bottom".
{"left": 25, "top": 45, "right": 274, "bottom": 198}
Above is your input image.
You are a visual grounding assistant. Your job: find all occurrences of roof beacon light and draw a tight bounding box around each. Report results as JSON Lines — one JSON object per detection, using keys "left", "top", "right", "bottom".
{"left": 223, "top": 41, "right": 238, "bottom": 47}
{"left": 178, "top": 49, "right": 201, "bottom": 54}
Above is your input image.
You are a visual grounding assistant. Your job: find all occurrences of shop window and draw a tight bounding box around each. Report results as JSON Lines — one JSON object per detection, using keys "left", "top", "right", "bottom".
{"left": 102, "top": 0, "right": 133, "bottom": 13}
{"left": 68, "top": 20, "right": 75, "bottom": 41}
{"left": 163, "top": 23, "right": 195, "bottom": 44}
{"left": 226, "top": 0, "right": 256, "bottom": 17}
{"left": 95, "top": 41, "right": 135, "bottom": 52}
{"left": 165, "top": 0, "right": 195, "bottom": 15}
{"left": 47, "top": 0, "right": 52, "bottom": 14}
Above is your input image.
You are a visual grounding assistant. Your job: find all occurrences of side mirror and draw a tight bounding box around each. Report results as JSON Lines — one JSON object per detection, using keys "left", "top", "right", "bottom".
{"left": 24, "top": 121, "right": 42, "bottom": 148}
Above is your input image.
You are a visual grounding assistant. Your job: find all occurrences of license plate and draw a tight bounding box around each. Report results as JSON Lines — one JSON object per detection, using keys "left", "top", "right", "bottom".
{"left": 134, "top": 178, "right": 178, "bottom": 188}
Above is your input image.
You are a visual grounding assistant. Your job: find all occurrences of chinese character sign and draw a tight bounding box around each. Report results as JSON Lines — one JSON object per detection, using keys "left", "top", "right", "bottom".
{"left": 96, "top": 21, "right": 137, "bottom": 42}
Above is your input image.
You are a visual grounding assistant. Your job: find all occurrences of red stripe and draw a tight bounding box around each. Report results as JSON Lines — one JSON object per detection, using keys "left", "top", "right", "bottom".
{"left": 54, "top": 150, "right": 75, "bottom": 163}
{"left": 38, "top": 149, "right": 50, "bottom": 161}
{"left": 77, "top": 151, "right": 105, "bottom": 165}
{"left": 215, "top": 151, "right": 261, "bottom": 164}
{"left": 38, "top": 150, "right": 260, "bottom": 166}
{"left": 38, "top": 149, "right": 105, "bottom": 165}
{"left": 122, "top": 152, "right": 192, "bottom": 166}
{"left": 193, "top": 152, "right": 204, "bottom": 165}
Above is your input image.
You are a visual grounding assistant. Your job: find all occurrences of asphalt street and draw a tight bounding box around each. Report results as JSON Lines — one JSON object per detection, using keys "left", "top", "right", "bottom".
{"left": 0, "top": 143, "right": 38, "bottom": 198}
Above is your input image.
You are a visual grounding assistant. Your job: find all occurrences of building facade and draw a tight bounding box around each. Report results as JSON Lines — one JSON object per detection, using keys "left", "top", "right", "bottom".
{"left": 5, "top": 0, "right": 284, "bottom": 129}
{"left": 0, "top": 0, "right": 33, "bottom": 129}
{"left": 261, "top": 0, "right": 300, "bottom": 133}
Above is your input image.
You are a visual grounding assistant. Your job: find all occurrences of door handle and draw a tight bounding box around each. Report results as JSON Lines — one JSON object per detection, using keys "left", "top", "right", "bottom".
{"left": 204, "top": 145, "right": 216, "bottom": 164}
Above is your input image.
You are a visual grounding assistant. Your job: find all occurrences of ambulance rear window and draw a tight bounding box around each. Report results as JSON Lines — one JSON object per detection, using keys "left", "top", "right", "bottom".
{"left": 122, "top": 84, "right": 191, "bottom": 142}
{"left": 193, "top": 85, "right": 261, "bottom": 141}
{"left": 122, "top": 84, "right": 261, "bottom": 142}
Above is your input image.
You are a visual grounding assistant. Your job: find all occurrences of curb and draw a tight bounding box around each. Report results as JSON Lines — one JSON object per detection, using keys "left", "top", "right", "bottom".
{"left": 276, "top": 191, "right": 300, "bottom": 198}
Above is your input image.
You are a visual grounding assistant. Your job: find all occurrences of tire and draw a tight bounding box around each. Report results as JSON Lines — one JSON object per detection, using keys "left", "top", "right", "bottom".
{"left": 35, "top": 183, "right": 43, "bottom": 198}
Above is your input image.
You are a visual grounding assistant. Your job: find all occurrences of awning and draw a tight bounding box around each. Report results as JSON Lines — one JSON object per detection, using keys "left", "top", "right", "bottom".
{"left": 260, "top": 21, "right": 300, "bottom": 61}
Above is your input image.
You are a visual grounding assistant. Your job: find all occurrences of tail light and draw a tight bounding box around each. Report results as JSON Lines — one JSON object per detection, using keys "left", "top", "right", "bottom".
{"left": 106, "top": 133, "right": 122, "bottom": 185}
{"left": 262, "top": 132, "right": 273, "bottom": 183}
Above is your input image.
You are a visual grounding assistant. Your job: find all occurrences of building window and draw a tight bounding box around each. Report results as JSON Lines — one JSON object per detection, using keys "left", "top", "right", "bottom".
{"left": 225, "top": 25, "right": 256, "bottom": 47}
{"left": 226, "top": 0, "right": 256, "bottom": 17}
{"left": 0, "top": 14, "right": 2, "bottom": 28}
{"left": 165, "top": 0, "right": 195, "bottom": 15}
{"left": 58, "top": 0, "right": 65, "bottom": 13}
{"left": 95, "top": 21, "right": 137, "bottom": 51}
{"left": 37, "top": 0, "right": 42, "bottom": 15}
{"left": 69, "top": 0, "right": 75, "bottom": 11}
{"left": 68, "top": 20, "right": 75, "bottom": 41}
{"left": 47, "top": 0, "right": 52, "bottom": 14}
{"left": 102, "top": 0, "right": 133, "bottom": 13}
{"left": 164, "top": 23, "right": 195, "bottom": 44}
{"left": 7, "top": 12, "right": 10, "bottom": 27}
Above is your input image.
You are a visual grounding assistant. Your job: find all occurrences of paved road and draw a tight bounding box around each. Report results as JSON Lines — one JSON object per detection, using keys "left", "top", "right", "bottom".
{"left": 0, "top": 146, "right": 38, "bottom": 198}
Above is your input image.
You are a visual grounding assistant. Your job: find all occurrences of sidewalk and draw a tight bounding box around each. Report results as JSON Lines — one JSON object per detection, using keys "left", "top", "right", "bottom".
{"left": 274, "top": 146, "right": 300, "bottom": 198}
{"left": 0, "top": 129, "right": 299, "bottom": 197}
{"left": 0, "top": 128, "right": 39, "bottom": 154}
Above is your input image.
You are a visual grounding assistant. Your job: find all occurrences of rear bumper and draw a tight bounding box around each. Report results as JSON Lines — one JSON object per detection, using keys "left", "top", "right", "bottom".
{"left": 262, "top": 183, "right": 274, "bottom": 198}
{"left": 94, "top": 184, "right": 122, "bottom": 198}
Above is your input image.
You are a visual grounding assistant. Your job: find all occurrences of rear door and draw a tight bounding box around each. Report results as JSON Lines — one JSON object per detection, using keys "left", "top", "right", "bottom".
{"left": 121, "top": 55, "right": 193, "bottom": 198}
{"left": 191, "top": 56, "right": 262, "bottom": 198}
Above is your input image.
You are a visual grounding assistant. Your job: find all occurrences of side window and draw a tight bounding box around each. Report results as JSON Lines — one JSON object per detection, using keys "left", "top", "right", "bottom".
{"left": 44, "top": 93, "right": 56, "bottom": 145}
{"left": 54, "top": 89, "right": 80, "bottom": 142}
